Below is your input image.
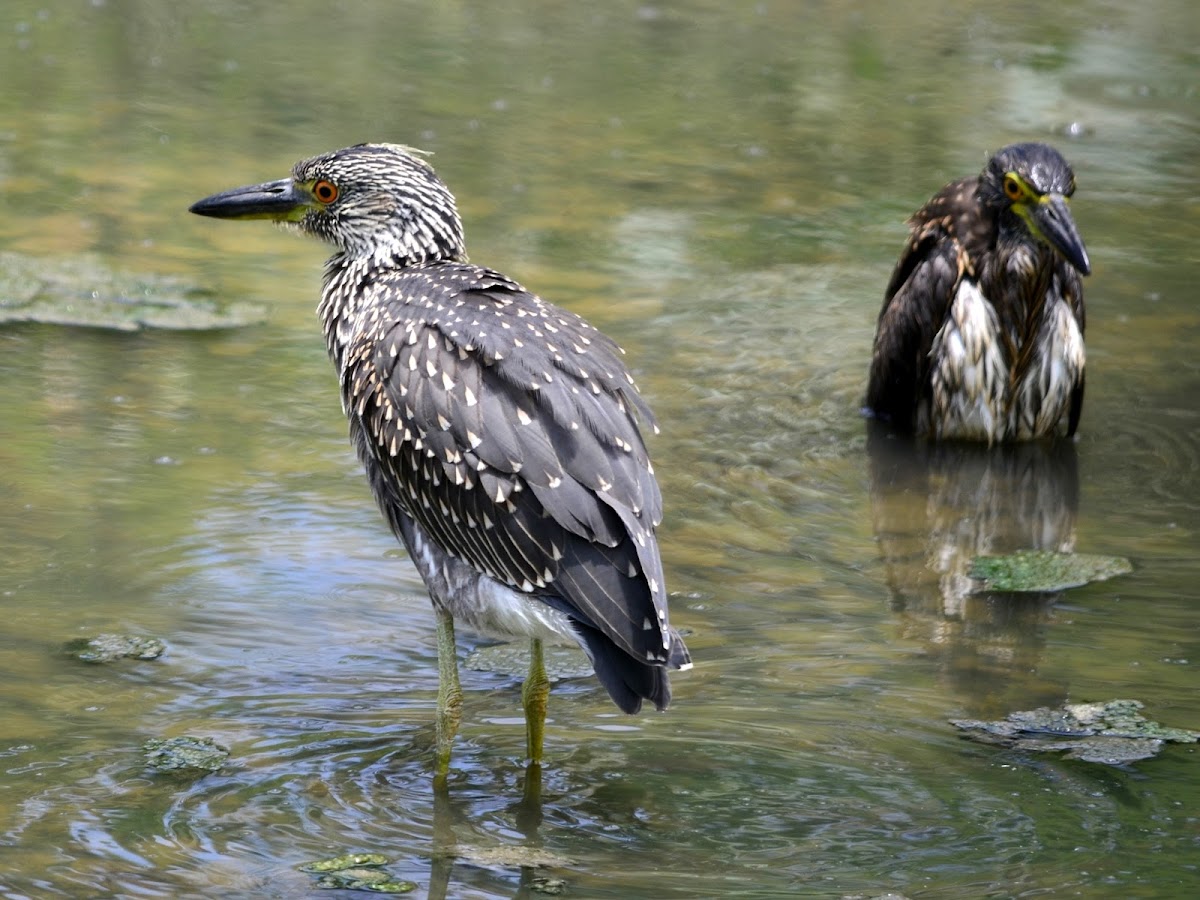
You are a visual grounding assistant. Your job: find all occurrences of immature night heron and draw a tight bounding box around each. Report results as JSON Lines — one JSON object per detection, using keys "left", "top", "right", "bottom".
{"left": 190, "top": 143, "right": 691, "bottom": 777}
{"left": 865, "top": 142, "right": 1091, "bottom": 443}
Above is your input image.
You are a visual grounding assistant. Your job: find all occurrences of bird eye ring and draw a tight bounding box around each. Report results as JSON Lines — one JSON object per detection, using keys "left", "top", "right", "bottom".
{"left": 313, "top": 180, "right": 339, "bottom": 204}
{"left": 1003, "top": 175, "right": 1022, "bottom": 201}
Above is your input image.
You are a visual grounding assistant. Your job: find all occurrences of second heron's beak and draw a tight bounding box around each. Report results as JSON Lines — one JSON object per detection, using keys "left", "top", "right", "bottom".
{"left": 189, "top": 178, "right": 311, "bottom": 222}
{"left": 1029, "top": 194, "right": 1091, "bottom": 276}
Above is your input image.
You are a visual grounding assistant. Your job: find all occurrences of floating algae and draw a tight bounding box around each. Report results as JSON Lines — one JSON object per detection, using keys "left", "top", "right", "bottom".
{"left": 64, "top": 634, "right": 166, "bottom": 663}
{"left": 143, "top": 736, "right": 229, "bottom": 777}
{"left": 953, "top": 699, "right": 1199, "bottom": 765}
{"left": 300, "top": 854, "right": 416, "bottom": 893}
{"left": 969, "top": 550, "right": 1131, "bottom": 593}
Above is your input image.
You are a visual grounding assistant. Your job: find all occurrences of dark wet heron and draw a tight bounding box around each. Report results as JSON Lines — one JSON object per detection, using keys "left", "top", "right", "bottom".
{"left": 866, "top": 142, "right": 1091, "bottom": 443}
{"left": 190, "top": 143, "right": 691, "bottom": 778}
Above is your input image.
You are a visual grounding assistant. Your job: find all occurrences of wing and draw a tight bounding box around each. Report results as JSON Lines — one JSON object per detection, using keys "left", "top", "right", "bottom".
{"left": 340, "top": 263, "right": 685, "bottom": 682}
{"left": 866, "top": 176, "right": 989, "bottom": 431}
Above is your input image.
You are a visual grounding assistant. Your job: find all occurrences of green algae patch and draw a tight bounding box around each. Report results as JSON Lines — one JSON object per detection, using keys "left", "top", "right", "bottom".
{"left": 969, "top": 550, "right": 1132, "bottom": 593}
{"left": 953, "top": 699, "right": 1199, "bottom": 765}
{"left": 0, "top": 251, "right": 265, "bottom": 331}
{"left": 143, "top": 736, "right": 229, "bottom": 777}
{"left": 64, "top": 634, "right": 166, "bottom": 663}
{"left": 300, "top": 854, "right": 416, "bottom": 893}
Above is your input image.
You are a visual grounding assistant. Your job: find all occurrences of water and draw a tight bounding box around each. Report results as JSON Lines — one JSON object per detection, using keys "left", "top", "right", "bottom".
{"left": 2, "top": 1, "right": 1198, "bottom": 897}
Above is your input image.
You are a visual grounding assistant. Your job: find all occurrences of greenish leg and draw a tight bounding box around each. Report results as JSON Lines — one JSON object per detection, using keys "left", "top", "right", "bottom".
{"left": 433, "top": 607, "right": 463, "bottom": 784}
{"left": 522, "top": 638, "right": 551, "bottom": 764}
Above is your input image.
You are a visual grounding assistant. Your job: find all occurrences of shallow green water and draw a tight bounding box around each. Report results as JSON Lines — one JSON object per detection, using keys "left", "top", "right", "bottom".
{"left": 2, "top": 2, "right": 1198, "bottom": 897}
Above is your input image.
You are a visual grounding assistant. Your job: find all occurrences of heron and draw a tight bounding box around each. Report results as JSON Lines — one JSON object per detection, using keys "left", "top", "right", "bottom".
{"left": 190, "top": 143, "right": 691, "bottom": 779}
{"left": 866, "top": 142, "right": 1090, "bottom": 443}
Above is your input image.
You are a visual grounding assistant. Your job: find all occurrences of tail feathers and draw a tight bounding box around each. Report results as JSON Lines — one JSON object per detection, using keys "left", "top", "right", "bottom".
{"left": 573, "top": 622, "right": 690, "bottom": 714}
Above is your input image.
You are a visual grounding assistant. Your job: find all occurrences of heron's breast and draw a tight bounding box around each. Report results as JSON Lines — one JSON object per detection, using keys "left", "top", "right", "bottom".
{"left": 1012, "top": 300, "right": 1085, "bottom": 439}
{"left": 928, "top": 279, "right": 1009, "bottom": 442}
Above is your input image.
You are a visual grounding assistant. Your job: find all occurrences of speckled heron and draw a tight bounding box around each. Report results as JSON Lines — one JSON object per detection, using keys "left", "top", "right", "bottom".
{"left": 865, "top": 142, "right": 1091, "bottom": 443}
{"left": 190, "top": 143, "right": 691, "bottom": 778}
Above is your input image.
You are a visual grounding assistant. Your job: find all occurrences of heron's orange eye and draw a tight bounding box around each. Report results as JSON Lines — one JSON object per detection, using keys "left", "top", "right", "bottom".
{"left": 1003, "top": 174, "right": 1022, "bottom": 201}
{"left": 313, "top": 180, "right": 339, "bottom": 204}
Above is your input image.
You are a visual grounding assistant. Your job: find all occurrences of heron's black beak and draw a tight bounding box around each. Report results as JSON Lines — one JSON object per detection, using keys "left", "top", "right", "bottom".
{"left": 1031, "top": 194, "right": 1090, "bottom": 276}
{"left": 189, "top": 178, "right": 310, "bottom": 221}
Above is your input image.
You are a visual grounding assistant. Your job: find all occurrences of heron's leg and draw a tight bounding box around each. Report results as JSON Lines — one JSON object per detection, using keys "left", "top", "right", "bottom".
{"left": 434, "top": 607, "right": 463, "bottom": 783}
{"left": 522, "top": 638, "right": 550, "bottom": 764}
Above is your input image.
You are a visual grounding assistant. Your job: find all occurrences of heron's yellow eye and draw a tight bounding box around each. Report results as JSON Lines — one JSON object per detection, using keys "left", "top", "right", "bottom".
{"left": 1003, "top": 174, "right": 1023, "bottom": 201}
{"left": 313, "top": 180, "right": 339, "bottom": 204}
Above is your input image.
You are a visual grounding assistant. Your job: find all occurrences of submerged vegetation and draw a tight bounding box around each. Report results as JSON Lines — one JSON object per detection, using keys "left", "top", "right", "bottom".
{"left": 0, "top": 252, "right": 264, "bottom": 331}
{"left": 953, "top": 700, "right": 1200, "bottom": 765}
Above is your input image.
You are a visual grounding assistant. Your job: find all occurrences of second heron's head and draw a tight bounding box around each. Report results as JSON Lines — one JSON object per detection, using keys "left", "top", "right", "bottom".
{"left": 981, "top": 142, "right": 1090, "bottom": 276}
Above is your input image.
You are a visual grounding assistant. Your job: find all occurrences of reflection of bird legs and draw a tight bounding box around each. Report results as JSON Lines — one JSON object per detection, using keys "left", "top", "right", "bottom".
{"left": 426, "top": 758, "right": 546, "bottom": 900}
{"left": 517, "top": 760, "right": 545, "bottom": 843}
{"left": 515, "top": 761, "right": 547, "bottom": 897}
{"left": 428, "top": 779, "right": 456, "bottom": 900}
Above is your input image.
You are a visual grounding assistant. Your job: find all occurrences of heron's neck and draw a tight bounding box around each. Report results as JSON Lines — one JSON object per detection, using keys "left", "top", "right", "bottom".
{"left": 985, "top": 229, "right": 1060, "bottom": 347}
{"left": 318, "top": 252, "right": 378, "bottom": 372}
{"left": 317, "top": 241, "right": 468, "bottom": 371}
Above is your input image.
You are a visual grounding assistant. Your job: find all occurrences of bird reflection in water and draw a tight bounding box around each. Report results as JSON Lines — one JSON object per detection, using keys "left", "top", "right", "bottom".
{"left": 867, "top": 424, "right": 1079, "bottom": 711}
{"left": 427, "top": 764, "right": 554, "bottom": 900}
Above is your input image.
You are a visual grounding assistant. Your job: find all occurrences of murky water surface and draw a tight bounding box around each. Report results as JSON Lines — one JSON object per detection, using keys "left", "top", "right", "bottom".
{"left": 2, "top": 2, "right": 1198, "bottom": 897}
